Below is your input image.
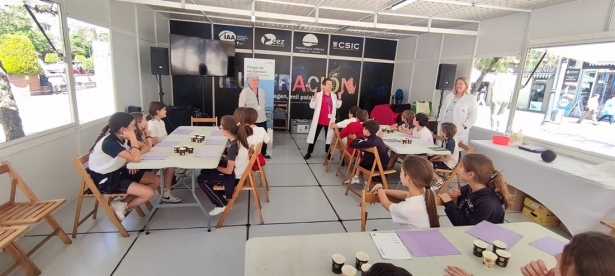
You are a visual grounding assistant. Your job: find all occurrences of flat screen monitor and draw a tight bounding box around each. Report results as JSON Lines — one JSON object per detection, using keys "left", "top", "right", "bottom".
{"left": 170, "top": 34, "right": 235, "bottom": 76}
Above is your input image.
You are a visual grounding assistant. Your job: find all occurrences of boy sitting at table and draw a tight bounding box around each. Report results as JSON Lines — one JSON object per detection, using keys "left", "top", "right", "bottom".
{"left": 339, "top": 109, "right": 369, "bottom": 155}
{"left": 430, "top": 122, "right": 458, "bottom": 192}
{"left": 344, "top": 120, "right": 389, "bottom": 185}
{"left": 331, "top": 106, "right": 360, "bottom": 129}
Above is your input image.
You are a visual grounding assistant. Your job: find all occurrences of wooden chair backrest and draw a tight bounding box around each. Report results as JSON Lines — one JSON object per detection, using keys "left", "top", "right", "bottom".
{"left": 332, "top": 127, "right": 345, "bottom": 150}
{"left": 0, "top": 161, "right": 40, "bottom": 208}
{"left": 236, "top": 143, "right": 261, "bottom": 189}
{"left": 191, "top": 116, "right": 218, "bottom": 126}
{"left": 459, "top": 141, "right": 473, "bottom": 154}
{"left": 358, "top": 147, "right": 387, "bottom": 175}
{"left": 72, "top": 153, "right": 109, "bottom": 197}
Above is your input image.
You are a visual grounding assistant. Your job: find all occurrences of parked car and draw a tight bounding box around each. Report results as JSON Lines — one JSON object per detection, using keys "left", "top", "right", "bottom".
{"left": 74, "top": 75, "right": 96, "bottom": 90}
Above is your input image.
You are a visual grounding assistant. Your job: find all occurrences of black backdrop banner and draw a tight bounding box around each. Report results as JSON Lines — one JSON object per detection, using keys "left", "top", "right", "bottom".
{"left": 214, "top": 52, "right": 252, "bottom": 118}
{"left": 293, "top": 31, "right": 328, "bottom": 55}
{"left": 254, "top": 54, "right": 291, "bottom": 104}
{"left": 360, "top": 62, "right": 395, "bottom": 113}
{"left": 329, "top": 35, "right": 364, "bottom": 58}
{"left": 170, "top": 21, "right": 211, "bottom": 39}
{"left": 328, "top": 59, "right": 361, "bottom": 122}
{"left": 291, "top": 56, "right": 327, "bottom": 120}
{"left": 364, "top": 38, "right": 397, "bottom": 61}
{"left": 213, "top": 25, "right": 253, "bottom": 50}
{"left": 254, "top": 28, "right": 292, "bottom": 52}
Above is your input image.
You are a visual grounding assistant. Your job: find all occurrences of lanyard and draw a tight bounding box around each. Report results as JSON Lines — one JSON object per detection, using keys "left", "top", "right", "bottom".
{"left": 324, "top": 94, "right": 332, "bottom": 114}
{"left": 250, "top": 87, "right": 259, "bottom": 105}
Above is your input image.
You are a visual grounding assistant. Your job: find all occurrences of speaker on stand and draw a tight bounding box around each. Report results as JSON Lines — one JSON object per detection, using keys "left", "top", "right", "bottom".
{"left": 435, "top": 64, "right": 457, "bottom": 123}
{"left": 150, "top": 47, "right": 170, "bottom": 103}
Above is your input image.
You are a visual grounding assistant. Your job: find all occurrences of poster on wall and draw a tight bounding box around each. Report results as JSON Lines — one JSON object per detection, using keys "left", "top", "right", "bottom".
{"left": 360, "top": 62, "right": 395, "bottom": 113}
{"left": 364, "top": 38, "right": 397, "bottom": 60}
{"left": 291, "top": 56, "right": 327, "bottom": 119}
{"left": 329, "top": 35, "right": 364, "bottom": 58}
{"left": 328, "top": 59, "right": 361, "bottom": 122}
{"left": 245, "top": 58, "right": 275, "bottom": 129}
{"left": 292, "top": 31, "right": 328, "bottom": 55}
{"left": 213, "top": 25, "right": 253, "bottom": 50}
{"left": 254, "top": 54, "right": 291, "bottom": 105}
{"left": 254, "top": 28, "right": 292, "bottom": 52}
{"left": 214, "top": 52, "right": 251, "bottom": 118}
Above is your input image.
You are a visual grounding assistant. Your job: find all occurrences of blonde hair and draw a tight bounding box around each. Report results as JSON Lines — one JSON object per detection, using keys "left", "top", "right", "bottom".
{"left": 461, "top": 154, "right": 511, "bottom": 210}
{"left": 455, "top": 77, "right": 470, "bottom": 94}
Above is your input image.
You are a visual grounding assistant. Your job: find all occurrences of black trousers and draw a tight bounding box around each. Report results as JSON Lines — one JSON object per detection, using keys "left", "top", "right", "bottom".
{"left": 307, "top": 124, "right": 330, "bottom": 154}
{"left": 255, "top": 121, "right": 268, "bottom": 155}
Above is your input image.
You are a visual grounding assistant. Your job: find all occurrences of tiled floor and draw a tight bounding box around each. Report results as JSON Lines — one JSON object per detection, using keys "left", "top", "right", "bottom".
{"left": 0, "top": 131, "right": 572, "bottom": 276}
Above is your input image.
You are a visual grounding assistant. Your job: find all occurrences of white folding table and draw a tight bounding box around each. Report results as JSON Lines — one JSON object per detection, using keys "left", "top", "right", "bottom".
{"left": 381, "top": 129, "right": 451, "bottom": 155}
{"left": 127, "top": 126, "right": 226, "bottom": 234}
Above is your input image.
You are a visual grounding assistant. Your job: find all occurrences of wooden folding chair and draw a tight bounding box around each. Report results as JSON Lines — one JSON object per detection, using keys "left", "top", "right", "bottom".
{"left": 336, "top": 146, "right": 359, "bottom": 181}
{"left": 323, "top": 127, "right": 345, "bottom": 172}
{"left": 215, "top": 143, "right": 264, "bottom": 228}
{"left": 345, "top": 147, "right": 396, "bottom": 197}
{"left": 601, "top": 221, "right": 615, "bottom": 236}
{"left": 1, "top": 226, "right": 40, "bottom": 276}
{"left": 0, "top": 161, "right": 72, "bottom": 275}
{"left": 71, "top": 154, "right": 152, "bottom": 238}
{"left": 191, "top": 116, "right": 218, "bottom": 126}
{"left": 360, "top": 189, "right": 401, "bottom": 231}
{"left": 253, "top": 151, "right": 270, "bottom": 203}
{"left": 434, "top": 141, "right": 474, "bottom": 195}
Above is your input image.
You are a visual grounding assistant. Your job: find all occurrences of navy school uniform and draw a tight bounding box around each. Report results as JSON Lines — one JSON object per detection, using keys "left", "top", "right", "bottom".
{"left": 87, "top": 134, "right": 145, "bottom": 194}
{"left": 350, "top": 134, "right": 390, "bottom": 170}
{"left": 197, "top": 140, "right": 241, "bottom": 207}
{"left": 444, "top": 185, "right": 505, "bottom": 226}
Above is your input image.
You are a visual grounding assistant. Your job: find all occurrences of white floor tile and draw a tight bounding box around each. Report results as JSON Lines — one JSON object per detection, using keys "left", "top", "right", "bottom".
{"left": 248, "top": 187, "right": 338, "bottom": 224}
{"left": 263, "top": 164, "right": 320, "bottom": 186}
{"left": 270, "top": 138, "right": 299, "bottom": 149}
{"left": 248, "top": 221, "right": 345, "bottom": 239}
{"left": 265, "top": 148, "right": 306, "bottom": 164}
{"left": 113, "top": 227, "right": 247, "bottom": 276}
{"left": 321, "top": 185, "right": 393, "bottom": 220}
{"left": 271, "top": 131, "right": 293, "bottom": 139}
{"left": 309, "top": 163, "right": 346, "bottom": 186}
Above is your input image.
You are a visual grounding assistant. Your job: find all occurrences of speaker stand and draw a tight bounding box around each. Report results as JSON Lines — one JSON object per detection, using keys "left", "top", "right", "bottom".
{"left": 156, "top": 75, "right": 164, "bottom": 103}
{"left": 435, "top": 89, "right": 445, "bottom": 122}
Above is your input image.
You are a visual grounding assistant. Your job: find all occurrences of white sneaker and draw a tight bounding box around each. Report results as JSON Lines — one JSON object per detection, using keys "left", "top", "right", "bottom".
{"left": 432, "top": 178, "right": 445, "bottom": 193}
{"left": 209, "top": 206, "right": 226, "bottom": 216}
{"left": 110, "top": 200, "right": 128, "bottom": 221}
{"left": 344, "top": 176, "right": 360, "bottom": 184}
{"left": 162, "top": 189, "right": 182, "bottom": 203}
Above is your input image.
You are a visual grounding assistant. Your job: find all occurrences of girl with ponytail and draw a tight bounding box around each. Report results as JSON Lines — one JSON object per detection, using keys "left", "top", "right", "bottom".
{"left": 438, "top": 153, "right": 510, "bottom": 226}
{"left": 369, "top": 155, "right": 440, "bottom": 229}
{"left": 87, "top": 112, "right": 160, "bottom": 222}
{"left": 197, "top": 115, "right": 252, "bottom": 216}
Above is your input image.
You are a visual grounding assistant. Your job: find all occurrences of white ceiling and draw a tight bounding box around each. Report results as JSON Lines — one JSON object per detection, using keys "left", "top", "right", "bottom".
{"left": 129, "top": 0, "right": 580, "bottom": 38}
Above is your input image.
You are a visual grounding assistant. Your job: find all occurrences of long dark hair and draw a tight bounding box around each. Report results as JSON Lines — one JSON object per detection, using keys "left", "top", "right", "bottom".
{"left": 131, "top": 112, "right": 145, "bottom": 142}
{"left": 461, "top": 154, "right": 511, "bottom": 210}
{"left": 90, "top": 112, "right": 135, "bottom": 152}
{"left": 220, "top": 115, "right": 252, "bottom": 149}
{"left": 560, "top": 231, "right": 615, "bottom": 276}
{"left": 401, "top": 156, "right": 440, "bottom": 228}
{"left": 365, "top": 263, "right": 412, "bottom": 276}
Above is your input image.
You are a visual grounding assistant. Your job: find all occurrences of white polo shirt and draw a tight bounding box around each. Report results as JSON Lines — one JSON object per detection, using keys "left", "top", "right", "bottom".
{"left": 148, "top": 119, "right": 167, "bottom": 140}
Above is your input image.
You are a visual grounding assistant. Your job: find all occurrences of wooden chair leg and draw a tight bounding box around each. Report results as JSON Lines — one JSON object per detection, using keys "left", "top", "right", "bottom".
{"left": 216, "top": 183, "right": 246, "bottom": 228}
{"left": 361, "top": 211, "right": 368, "bottom": 232}
{"left": 249, "top": 174, "right": 264, "bottom": 224}
{"left": 97, "top": 195, "right": 129, "bottom": 237}
{"left": 134, "top": 206, "right": 145, "bottom": 217}
{"left": 72, "top": 196, "right": 85, "bottom": 238}
{"left": 43, "top": 215, "right": 72, "bottom": 245}
{"left": 92, "top": 198, "right": 99, "bottom": 219}
{"left": 5, "top": 242, "right": 41, "bottom": 276}
{"left": 258, "top": 171, "right": 270, "bottom": 202}
{"left": 145, "top": 201, "right": 153, "bottom": 211}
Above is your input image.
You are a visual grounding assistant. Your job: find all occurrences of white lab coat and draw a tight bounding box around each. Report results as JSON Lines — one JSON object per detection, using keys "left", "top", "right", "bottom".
{"left": 306, "top": 92, "right": 342, "bottom": 144}
{"left": 437, "top": 93, "right": 478, "bottom": 145}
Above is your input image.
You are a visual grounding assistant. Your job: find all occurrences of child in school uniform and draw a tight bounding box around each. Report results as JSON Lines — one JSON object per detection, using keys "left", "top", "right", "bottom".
{"left": 390, "top": 110, "right": 415, "bottom": 134}
{"left": 239, "top": 107, "right": 271, "bottom": 167}
{"left": 344, "top": 120, "right": 390, "bottom": 185}
{"left": 412, "top": 113, "right": 434, "bottom": 146}
{"left": 196, "top": 116, "right": 252, "bottom": 216}
{"left": 147, "top": 101, "right": 182, "bottom": 203}
{"left": 370, "top": 155, "right": 440, "bottom": 229}
{"left": 339, "top": 109, "right": 369, "bottom": 155}
{"left": 87, "top": 112, "right": 160, "bottom": 221}
{"left": 438, "top": 154, "right": 510, "bottom": 226}
{"left": 131, "top": 112, "right": 152, "bottom": 147}
{"left": 331, "top": 106, "right": 360, "bottom": 129}
{"left": 430, "top": 122, "right": 459, "bottom": 192}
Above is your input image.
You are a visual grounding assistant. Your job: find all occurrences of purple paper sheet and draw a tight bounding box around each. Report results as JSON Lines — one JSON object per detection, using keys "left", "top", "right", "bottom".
{"left": 203, "top": 139, "right": 226, "bottom": 145}
{"left": 529, "top": 236, "right": 568, "bottom": 256}
{"left": 155, "top": 141, "right": 180, "bottom": 147}
{"left": 141, "top": 153, "right": 170, "bottom": 160}
{"left": 195, "top": 150, "right": 220, "bottom": 158}
{"left": 396, "top": 230, "right": 461, "bottom": 257}
{"left": 210, "top": 130, "right": 223, "bottom": 136}
{"left": 173, "top": 128, "right": 193, "bottom": 135}
{"left": 465, "top": 221, "right": 523, "bottom": 249}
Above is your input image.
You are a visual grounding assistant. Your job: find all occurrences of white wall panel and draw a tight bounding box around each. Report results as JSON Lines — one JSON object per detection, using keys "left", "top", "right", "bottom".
{"left": 529, "top": 0, "right": 611, "bottom": 42}
{"left": 112, "top": 31, "right": 141, "bottom": 111}
{"left": 110, "top": 0, "right": 137, "bottom": 35}
{"left": 416, "top": 33, "right": 442, "bottom": 62}
{"left": 392, "top": 62, "right": 413, "bottom": 103}
{"left": 80, "top": 122, "right": 107, "bottom": 155}
{"left": 138, "top": 5, "right": 157, "bottom": 43}
{"left": 441, "top": 34, "right": 475, "bottom": 59}
{"left": 410, "top": 61, "right": 439, "bottom": 108}
{"left": 139, "top": 40, "right": 160, "bottom": 107}
{"left": 396, "top": 37, "right": 417, "bottom": 61}
{"left": 476, "top": 13, "right": 529, "bottom": 57}
{"left": 156, "top": 13, "right": 170, "bottom": 45}
{"left": 64, "top": 0, "right": 109, "bottom": 27}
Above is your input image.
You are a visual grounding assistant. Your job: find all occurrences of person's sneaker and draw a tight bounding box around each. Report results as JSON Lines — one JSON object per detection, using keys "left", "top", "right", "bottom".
{"left": 162, "top": 189, "right": 182, "bottom": 203}
{"left": 344, "top": 176, "right": 360, "bottom": 184}
{"left": 432, "top": 178, "right": 445, "bottom": 193}
{"left": 263, "top": 154, "right": 271, "bottom": 159}
{"left": 208, "top": 206, "right": 226, "bottom": 216}
{"left": 303, "top": 153, "right": 311, "bottom": 160}
{"left": 110, "top": 200, "right": 128, "bottom": 221}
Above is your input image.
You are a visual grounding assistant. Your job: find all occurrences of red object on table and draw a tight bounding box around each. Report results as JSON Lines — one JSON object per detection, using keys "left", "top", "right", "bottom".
{"left": 370, "top": 104, "right": 401, "bottom": 126}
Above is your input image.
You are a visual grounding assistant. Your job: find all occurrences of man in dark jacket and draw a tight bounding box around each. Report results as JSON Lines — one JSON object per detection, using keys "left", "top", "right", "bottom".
{"left": 344, "top": 120, "right": 389, "bottom": 184}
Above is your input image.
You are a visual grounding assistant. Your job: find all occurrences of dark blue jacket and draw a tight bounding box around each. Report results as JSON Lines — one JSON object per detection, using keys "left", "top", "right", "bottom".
{"left": 444, "top": 185, "right": 505, "bottom": 226}
{"left": 350, "top": 134, "right": 389, "bottom": 170}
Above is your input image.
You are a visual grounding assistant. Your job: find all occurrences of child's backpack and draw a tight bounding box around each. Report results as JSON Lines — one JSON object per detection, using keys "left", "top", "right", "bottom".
{"left": 394, "top": 89, "right": 404, "bottom": 105}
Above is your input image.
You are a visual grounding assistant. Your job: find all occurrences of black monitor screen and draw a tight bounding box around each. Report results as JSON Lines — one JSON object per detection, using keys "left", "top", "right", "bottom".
{"left": 170, "top": 34, "right": 235, "bottom": 76}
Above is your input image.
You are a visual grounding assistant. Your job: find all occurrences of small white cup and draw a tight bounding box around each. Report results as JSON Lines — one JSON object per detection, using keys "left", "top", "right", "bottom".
{"left": 482, "top": 251, "right": 497, "bottom": 269}
{"left": 342, "top": 264, "right": 357, "bottom": 276}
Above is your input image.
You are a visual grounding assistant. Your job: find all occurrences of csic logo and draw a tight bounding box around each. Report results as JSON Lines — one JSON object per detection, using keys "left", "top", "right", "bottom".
{"left": 261, "top": 33, "right": 285, "bottom": 46}
{"left": 333, "top": 41, "right": 360, "bottom": 50}
{"left": 219, "top": 30, "right": 236, "bottom": 42}
{"left": 302, "top": 34, "right": 318, "bottom": 47}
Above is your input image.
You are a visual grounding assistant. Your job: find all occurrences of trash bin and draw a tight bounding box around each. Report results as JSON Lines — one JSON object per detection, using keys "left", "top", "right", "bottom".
{"left": 551, "top": 109, "right": 565, "bottom": 124}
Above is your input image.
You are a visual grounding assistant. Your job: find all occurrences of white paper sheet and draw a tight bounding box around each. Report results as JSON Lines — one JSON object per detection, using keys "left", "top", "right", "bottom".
{"left": 369, "top": 232, "right": 413, "bottom": 260}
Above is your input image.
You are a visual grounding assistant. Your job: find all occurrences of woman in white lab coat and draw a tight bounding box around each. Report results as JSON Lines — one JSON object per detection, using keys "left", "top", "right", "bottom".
{"left": 304, "top": 78, "right": 343, "bottom": 160}
{"left": 436, "top": 77, "right": 478, "bottom": 146}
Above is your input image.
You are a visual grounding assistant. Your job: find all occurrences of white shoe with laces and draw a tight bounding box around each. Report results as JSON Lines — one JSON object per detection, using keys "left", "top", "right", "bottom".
{"left": 344, "top": 176, "right": 360, "bottom": 184}
{"left": 110, "top": 200, "right": 128, "bottom": 221}
{"left": 432, "top": 178, "right": 445, "bottom": 193}
{"left": 162, "top": 189, "right": 182, "bottom": 203}
{"left": 209, "top": 206, "right": 226, "bottom": 216}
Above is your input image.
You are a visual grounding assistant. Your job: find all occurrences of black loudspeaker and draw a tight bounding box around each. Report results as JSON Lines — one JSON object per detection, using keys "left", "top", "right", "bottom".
{"left": 150, "top": 47, "right": 169, "bottom": 75}
{"left": 435, "top": 64, "right": 457, "bottom": 90}
{"left": 127, "top": 105, "right": 141, "bottom": 113}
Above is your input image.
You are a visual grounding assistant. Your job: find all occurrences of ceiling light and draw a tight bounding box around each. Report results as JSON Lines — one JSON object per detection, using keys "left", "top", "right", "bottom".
{"left": 251, "top": 15, "right": 256, "bottom": 22}
{"left": 391, "top": 0, "right": 417, "bottom": 11}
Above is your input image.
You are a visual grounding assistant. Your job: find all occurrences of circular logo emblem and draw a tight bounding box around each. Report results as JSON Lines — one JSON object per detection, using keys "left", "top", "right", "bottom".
{"left": 219, "top": 30, "right": 236, "bottom": 42}
{"left": 261, "top": 34, "right": 276, "bottom": 45}
{"left": 302, "top": 34, "right": 318, "bottom": 47}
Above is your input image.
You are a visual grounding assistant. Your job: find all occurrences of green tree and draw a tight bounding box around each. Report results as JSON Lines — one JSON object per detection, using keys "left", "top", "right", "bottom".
{"left": 471, "top": 57, "right": 515, "bottom": 95}
{"left": 74, "top": 55, "right": 87, "bottom": 62}
{"left": 0, "top": 6, "right": 53, "bottom": 55}
{"left": 0, "top": 34, "right": 42, "bottom": 75}
{"left": 83, "top": 58, "right": 94, "bottom": 73}
{"left": 70, "top": 29, "right": 92, "bottom": 58}
{"left": 44, "top": 53, "right": 59, "bottom": 63}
